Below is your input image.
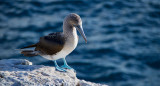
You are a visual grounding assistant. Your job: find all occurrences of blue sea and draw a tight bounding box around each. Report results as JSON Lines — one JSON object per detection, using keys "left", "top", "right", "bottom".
{"left": 0, "top": 0, "right": 160, "bottom": 86}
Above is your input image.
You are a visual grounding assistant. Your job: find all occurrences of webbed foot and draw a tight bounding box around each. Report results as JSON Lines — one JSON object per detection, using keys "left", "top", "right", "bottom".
{"left": 55, "top": 66, "right": 66, "bottom": 72}
{"left": 54, "top": 60, "right": 66, "bottom": 72}
{"left": 61, "top": 64, "right": 73, "bottom": 69}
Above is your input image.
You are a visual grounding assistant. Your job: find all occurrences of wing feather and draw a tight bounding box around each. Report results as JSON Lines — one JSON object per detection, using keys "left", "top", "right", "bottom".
{"left": 35, "top": 32, "right": 65, "bottom": 55}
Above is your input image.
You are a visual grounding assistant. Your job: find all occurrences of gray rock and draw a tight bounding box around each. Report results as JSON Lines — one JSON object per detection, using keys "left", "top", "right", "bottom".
{"left": 0, "top": 59, "right": 108, "bottom": 86}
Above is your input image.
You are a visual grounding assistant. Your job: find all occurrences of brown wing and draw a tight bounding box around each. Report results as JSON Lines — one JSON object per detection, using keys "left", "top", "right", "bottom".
{"left": 35, "top": 32, "right": 65, "bottom": 55}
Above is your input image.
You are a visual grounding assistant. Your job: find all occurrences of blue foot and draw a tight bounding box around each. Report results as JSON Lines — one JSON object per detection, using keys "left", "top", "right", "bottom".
{"left": 61, "top": 64, "right": 73, "bottom": 69}
{"left": 61, "top": 58, "right": 73, "bottom": 70}
{"left": 54, "top": 60, "right": 66, "bottom": 72}
{"left": 55, "top": 66, "right": 66, "bottom": 72}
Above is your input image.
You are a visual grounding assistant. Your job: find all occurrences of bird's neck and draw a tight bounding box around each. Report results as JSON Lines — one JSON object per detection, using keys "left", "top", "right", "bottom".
{"left": 63, "top": 22, "right": 77, "bottom": 38}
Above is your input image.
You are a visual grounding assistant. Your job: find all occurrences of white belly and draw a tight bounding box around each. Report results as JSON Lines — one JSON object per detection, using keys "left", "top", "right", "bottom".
{"left": 41, "top": 34, "right": 78, "bottom": 60}
{"left": 41, "top": 49, "right": 71, "bottom": 60}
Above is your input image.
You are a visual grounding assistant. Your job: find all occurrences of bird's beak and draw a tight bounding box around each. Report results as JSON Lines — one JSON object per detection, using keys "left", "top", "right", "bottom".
{"left": 76, "top": 25, "right": 87, "bottom": 43}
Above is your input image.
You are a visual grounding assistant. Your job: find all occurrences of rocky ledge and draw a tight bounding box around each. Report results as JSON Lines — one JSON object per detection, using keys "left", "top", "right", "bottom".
{"left": 0, "top": 59, "right": 107, "bottom": 86}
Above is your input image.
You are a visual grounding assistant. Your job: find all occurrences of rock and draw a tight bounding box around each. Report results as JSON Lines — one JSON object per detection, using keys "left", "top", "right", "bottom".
{"left": 0, "top": 59, "right": 108, "bottom": 86}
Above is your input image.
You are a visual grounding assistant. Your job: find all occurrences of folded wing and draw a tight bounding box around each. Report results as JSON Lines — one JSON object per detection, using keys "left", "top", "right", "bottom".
{"left": 35, "top": 32, "right": 65, "bottom": 55}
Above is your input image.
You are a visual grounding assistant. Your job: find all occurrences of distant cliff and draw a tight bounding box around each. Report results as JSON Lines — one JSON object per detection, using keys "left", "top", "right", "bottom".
{"left": 0, "top": 59, "right": 107, "bottom": 86}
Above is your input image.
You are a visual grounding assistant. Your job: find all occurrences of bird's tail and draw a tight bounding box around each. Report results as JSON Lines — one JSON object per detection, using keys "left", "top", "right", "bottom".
{"left": 21, "top": 50, "right": 38, "bottom": 57}
{"left": 21, "top": 44, "right": 37, "bottom": 49}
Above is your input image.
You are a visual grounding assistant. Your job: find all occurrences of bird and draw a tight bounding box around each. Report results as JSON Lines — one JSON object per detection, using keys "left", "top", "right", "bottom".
{"left": 20, "top": 13, "right": 87, "bottom": 72}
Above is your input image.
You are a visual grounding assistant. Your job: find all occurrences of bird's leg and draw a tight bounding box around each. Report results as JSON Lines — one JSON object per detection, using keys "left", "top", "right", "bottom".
{"left": 61, "top": 58, "right": 73, "bottom": 69}
{"left": 54, "top": 60, "right": 66, "bottom": 72}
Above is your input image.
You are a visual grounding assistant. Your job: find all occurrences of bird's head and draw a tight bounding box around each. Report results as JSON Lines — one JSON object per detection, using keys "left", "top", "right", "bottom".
{"left": 65, "top": 13, "right": 87, "bottom": 43}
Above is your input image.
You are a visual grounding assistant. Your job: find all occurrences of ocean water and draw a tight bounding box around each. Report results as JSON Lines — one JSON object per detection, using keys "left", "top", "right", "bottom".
{"left": 0, "top": 0, "right": 160, "bottom": 86}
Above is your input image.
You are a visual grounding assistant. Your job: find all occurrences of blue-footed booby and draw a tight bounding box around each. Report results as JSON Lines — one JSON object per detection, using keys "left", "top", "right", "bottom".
{"left": 20, "top": 13, "right": 87, "bottom": 72}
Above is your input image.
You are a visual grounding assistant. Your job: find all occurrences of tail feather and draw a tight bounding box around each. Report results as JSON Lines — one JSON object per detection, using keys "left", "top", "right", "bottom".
{"left": 21, "top": 50, "right": 38, "bottom": 57}
{"left": 21, "top": 44, "right": 37, "bottom": 49}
